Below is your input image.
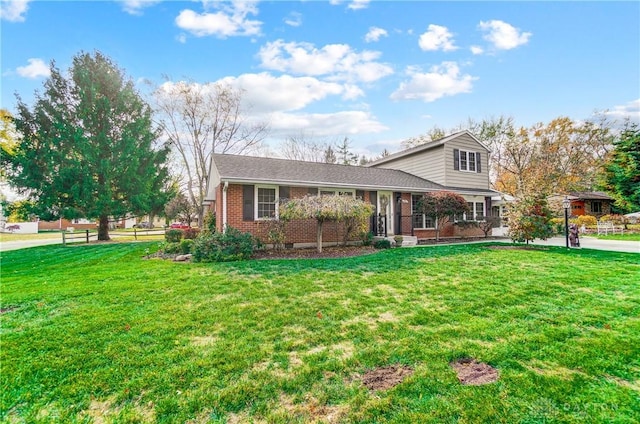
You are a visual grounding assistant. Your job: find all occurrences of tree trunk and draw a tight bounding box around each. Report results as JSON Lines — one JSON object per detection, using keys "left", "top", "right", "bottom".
{"left": 317, "top": 220, "right": 323, "bottom": 253}
{"left": 98, "top": 215, "right": 110, "bottom": 241}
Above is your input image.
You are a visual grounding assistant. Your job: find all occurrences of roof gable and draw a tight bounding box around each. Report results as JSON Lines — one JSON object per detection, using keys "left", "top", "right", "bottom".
{"left": 367, "top": 130, "right": 490, "bottom": 167}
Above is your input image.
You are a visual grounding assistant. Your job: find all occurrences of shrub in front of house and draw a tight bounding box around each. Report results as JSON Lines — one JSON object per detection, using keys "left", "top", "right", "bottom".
{"left": 162, "top": 242, "right": 181, "bottom": 254}
{"left": 599, "top": 214, "right": 627, "bottom": 225}
{"left": 192, "top": 226, "right": 261, "bottom": 262}
{"left": 165, "top": 229, "right": 183, "bottom": 243}
{"left": 182, "top": 227, "right": 200, "bottom": 240}
{"left": 180, "top": 239, "right": 194, "bottom": 254}
{"left": 551, "top": 218, "right": 565, "bottom": 234}
{"left": 373, "top": 239, "right": 391, "bottom": 249}
{"left": 576, "top": 215, "right": 597, "bottom": 227}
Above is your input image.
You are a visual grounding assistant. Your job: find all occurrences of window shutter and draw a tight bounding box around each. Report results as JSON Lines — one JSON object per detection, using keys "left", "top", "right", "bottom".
{"left": 243, "top": 185, "right": 254, "bottom": 221}
{"left": 476, "top": 152, "right": 481, "bottom": 173}
{"left": 369, "top": 191, "right": 377, "bottom": 214}
{"left": 453, "top": 149, "right": 460, "bottom": 170}
{"left": 279, "top": 186, "right": 290, "bottom": 201}
{"left": 356, "top": 190, "right": 364, "bottom": 200}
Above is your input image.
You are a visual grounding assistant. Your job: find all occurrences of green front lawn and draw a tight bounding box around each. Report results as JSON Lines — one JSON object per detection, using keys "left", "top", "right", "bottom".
{"left": 587, "top": 233, "right": 640, "bottom": 242}
{"left": 1, "top": 243, "right": 638, "bottom": 423}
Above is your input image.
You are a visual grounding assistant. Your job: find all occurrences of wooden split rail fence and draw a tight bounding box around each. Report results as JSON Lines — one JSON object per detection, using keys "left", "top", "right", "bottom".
{"left": 61, "top": 228, "right": 167, "bottom": 245}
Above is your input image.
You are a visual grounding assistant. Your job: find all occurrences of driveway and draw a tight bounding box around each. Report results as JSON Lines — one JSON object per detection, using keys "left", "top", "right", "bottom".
{"left": 526, "top": 236, "right": 639, "bottom": 254}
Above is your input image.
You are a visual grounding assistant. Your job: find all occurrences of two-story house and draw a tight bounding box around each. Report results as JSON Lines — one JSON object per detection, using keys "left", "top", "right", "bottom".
{"left": 204, "top": 130, "right": 501, "bottom": 248}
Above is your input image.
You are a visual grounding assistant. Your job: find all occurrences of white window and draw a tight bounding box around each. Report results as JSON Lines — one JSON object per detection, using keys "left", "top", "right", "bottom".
{"left": 458, "top": 150, "right": 477, "bottom": 172}
{"left": 256, "top": 186, "right": 278, "bottom": 219}
{"left": 319, "top": 189, "right": 354, "bottom": 197}
{"left": 463, "top": 201, "right": 485, "bottom": 221}
{"left": 411, "top": 194, "right": 434, "bottom": 228}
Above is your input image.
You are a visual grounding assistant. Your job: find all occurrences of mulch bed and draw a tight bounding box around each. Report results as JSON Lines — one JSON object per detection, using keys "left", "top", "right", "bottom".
{"left": 253, "top": 246, "right": 377, "bottom": 260}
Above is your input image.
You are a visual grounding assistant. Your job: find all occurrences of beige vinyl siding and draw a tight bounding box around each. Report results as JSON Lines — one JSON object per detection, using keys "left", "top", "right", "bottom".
{"left": 205, "top": 163, "right": 221, "bottom": 201}
{"left": 374, "top": 145, "right": 446, "bottom": 185}
{"left": 444, "top": 133, "right": 490, "bottom": 189}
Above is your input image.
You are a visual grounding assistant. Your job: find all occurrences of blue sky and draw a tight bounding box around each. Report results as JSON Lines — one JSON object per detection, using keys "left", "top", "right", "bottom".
{"left": 1, "top": 0, "right": 639, "bottom": 157}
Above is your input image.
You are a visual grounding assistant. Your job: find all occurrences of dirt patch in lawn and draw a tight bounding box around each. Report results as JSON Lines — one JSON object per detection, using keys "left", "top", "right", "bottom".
{"left": 0, "top": 306, "right": 18, "bottom": 314}
{"left": 450, "top": 358, "right": 499, "bottom": 385}
{"left": 361, "top": 364, "right": 414, "bottom": 391}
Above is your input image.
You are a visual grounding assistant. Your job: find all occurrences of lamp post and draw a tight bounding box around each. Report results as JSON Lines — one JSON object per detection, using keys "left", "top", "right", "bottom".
{"left": 562, "top": 196, "right": 571, "bottom": 248}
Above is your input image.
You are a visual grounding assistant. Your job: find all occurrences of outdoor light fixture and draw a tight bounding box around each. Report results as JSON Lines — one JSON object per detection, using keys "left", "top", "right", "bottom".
{"left": 562, "top": 196, "right": 571, "bottom": 248}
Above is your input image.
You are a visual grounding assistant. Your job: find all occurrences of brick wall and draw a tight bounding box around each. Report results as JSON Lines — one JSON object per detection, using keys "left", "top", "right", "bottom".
{"left": 213, "top": 182, "right": 488, "bottom": 246}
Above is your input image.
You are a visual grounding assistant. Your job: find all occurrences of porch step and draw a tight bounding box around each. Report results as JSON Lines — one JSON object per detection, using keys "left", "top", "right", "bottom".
{"left": 400, "top": 236, "right": 418, "bottom": 246}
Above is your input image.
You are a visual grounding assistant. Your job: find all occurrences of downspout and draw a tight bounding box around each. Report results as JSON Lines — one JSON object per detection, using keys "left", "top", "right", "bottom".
{"left": 222, "top": 181, "right": 228, "bottom": 231}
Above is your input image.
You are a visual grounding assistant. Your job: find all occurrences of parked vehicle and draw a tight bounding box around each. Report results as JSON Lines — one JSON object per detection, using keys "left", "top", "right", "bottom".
{"left": 134, "top": 221, "right": 151, "bottom": 229}
{"left": 170, "top": 223, "right": 190, "bottom": 229}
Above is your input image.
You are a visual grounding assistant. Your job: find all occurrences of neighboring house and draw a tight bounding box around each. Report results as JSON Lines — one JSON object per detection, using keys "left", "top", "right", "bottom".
{"left": 550, "top": 192, "right": 615, "bottom": 219}
{"left": 38, "top": 217, "right": 96, "bottom": 231}
{"left": 204, "top": 130, "right": 502, "bottom": 248}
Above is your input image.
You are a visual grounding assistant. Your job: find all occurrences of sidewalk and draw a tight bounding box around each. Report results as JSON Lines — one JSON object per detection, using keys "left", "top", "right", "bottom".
{"left": 0, "top": 237, "right": 62, "bottom": 252}
{"left": 526, "top": 236, "right": 639, "bottom": 254}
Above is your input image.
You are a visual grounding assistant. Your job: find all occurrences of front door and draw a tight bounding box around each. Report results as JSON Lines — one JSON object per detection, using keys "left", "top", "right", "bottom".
{"left": 377, "top": 191, "right": 394, "bottom": 236}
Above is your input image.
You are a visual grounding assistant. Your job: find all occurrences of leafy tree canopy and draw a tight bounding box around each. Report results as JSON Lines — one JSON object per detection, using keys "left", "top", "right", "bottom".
{"left": 601, "top": 123, "right": 640, "bottom": 213}
{"left": 8, "top": 51, "right": 170, "bottom": 240}
{"left": 417, "top": 191, "right": 470, "bottom": 241}
{"left": 507, "top": 194, "right": 555, "bottom": 244}
{"left": 280, "top": 194, "right": 374, "bottom": 252}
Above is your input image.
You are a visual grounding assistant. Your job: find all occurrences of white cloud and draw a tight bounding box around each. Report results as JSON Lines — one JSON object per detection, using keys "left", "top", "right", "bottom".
{"left": 329, "top": 0, "right": 369, "bottom": 10}
{"left": 365, "top": 26, "right": 388, "bottom": 43}
{"left": 479, "top": 20, "right": 531, "bottom": 50}
{"left": 175, "top": 1, "right": 262, "bottom": 38}
{"left": 158, "top": 74, "right": 385, "bottom": 139}
{"left": 390, "top": 62, "right": 476, "bottom": 102}
{"left": 0, "top": 0, "right": 30, "bottom": 22}
{"left": 602, "top": 99, "right": 640, "bottom": 122}
{"left": 418, "top": 24, "right": 458, "bottom": 52}
{"left": 119, "top": 0, "right": 160, "bottom": 16}
{"left": 348, "top": 0, "right": 370, "bottom": 10}
{"left": 470, "top": 45, "right": 484, "bottom": 55}
{"left": 258, "top": 39, "right": 393, "bottom": 83}
{"left": 284, "top": 11, "right": 302, "bottom": 27}
{"left": 217, "top": 72, "right": 362, "bottom": 113}
{"left": 267, "top": 110, "right": 387, "bottom": 137}
{"left": 16, "top": 58, "right": 50, "bottom": 79}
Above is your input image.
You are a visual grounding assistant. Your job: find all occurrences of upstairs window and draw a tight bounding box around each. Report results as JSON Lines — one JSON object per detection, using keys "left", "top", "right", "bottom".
{"left": 454, "top": 149, "right": 482, "bottom": 173}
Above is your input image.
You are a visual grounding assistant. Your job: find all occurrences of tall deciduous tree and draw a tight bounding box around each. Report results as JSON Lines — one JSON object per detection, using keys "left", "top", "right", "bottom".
{"left": 9, "top": 52, "right": 170, "bottom": 240}
{"left": 601, "top": 123, "right": 640, "bottom": 213}
{"left": 280, "top": 195, "right": 374, "bottom": 253}
{"left": 417, "top": 191, "right": 470, "bottom": 241}
{"left": 152, "top": 80, "right": 269, "bottom": 227}
{"left": 279, "top": 132, "right": 328, "bottom": 162}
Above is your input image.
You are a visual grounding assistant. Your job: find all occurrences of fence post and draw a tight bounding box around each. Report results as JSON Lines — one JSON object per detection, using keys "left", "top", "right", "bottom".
{"left": 86, "top": 230, "right": 89, "bottom": 243}
{"left": 134, "top": 227, "right": 137, "bottom": 240}
{"left": 62, "top": 231, "right": 66, "bottom": 246}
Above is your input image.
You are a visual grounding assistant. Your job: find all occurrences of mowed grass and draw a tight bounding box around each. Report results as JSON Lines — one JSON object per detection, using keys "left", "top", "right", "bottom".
{"left": 588, "top": 233, "right": 640, "bottom": 242}
{"left": 1, "top": 243, "right": 639, "bottom": 423}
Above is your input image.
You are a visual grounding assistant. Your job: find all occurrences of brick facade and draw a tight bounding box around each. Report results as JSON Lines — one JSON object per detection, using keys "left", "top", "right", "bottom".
{"left": 210, "top": 183, "right": 486, "bottom": 247}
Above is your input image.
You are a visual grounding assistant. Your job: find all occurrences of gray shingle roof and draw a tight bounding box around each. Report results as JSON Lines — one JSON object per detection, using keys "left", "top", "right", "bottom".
{"left": 212, "top": 154, "right": 445, "bottom": 191}
{"left": 569, "top": 191, "right": 614, "bottom": 200}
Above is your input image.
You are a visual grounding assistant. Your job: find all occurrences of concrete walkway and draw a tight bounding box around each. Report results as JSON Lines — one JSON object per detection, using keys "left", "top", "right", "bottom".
{"left": 523, "top": 236, "right": 639, "bottom": 254}
{"left": 0, "top": 237, "right": 62, "bottom": 252}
